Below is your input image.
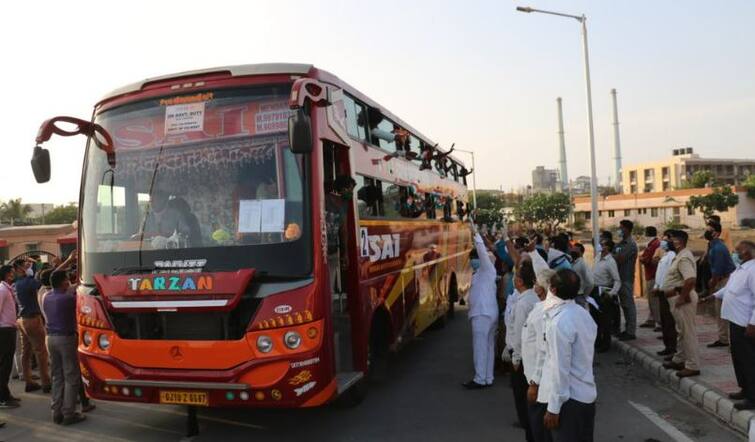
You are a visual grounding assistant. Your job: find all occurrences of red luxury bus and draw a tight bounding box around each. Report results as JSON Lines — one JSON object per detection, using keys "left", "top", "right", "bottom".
{"left": 30, "top": 63, "right": 473, "bottom": 408}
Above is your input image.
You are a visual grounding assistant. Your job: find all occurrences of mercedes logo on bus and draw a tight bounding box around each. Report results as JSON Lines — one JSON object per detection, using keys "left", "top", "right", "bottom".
{"left": 170, "top": 346, "right": 184, "bottom": 361}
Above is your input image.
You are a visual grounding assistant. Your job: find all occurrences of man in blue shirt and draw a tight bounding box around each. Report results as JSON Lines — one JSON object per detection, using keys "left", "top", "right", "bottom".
{"left": 12, "top": 259, "right": 50, "bottom": 393}
{"left": 43, "top": 270, "right": 85, "bottom": 426}
{"left": 705, "top": 220, "right": 736, "bottom": 348}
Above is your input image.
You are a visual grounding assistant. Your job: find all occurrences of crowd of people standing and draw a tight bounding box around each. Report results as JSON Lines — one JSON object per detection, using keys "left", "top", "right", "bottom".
{"left": 464, "top": 213, "right": 755, "bottom": 441}
{"left": 0, "top": 251, "right": 92, "bottom": 428}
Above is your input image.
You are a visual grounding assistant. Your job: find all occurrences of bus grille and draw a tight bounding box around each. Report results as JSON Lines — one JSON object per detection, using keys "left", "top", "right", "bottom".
{"left": 109, "top": 297, "right": 261, "bottom": 341}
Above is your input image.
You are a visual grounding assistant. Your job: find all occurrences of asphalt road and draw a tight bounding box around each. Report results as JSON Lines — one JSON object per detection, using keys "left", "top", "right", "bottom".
{"left": 0, "top": 307, "right": 745, "bottom": 441}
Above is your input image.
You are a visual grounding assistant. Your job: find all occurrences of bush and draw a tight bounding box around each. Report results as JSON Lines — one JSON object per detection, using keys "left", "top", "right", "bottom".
{"left": 631, "top": 221, "right": 645, "bottom": 236}
{"left": 664, "top": 221, "right": 690, "bottom": 230}
{"left": 571, "top": 218, "right": 585, "bottom": 231}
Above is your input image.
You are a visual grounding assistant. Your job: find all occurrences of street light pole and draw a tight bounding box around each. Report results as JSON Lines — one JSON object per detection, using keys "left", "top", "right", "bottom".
{"left": 516, "top": 6, "right": 601, "bottom": 249}
{"left": 454, "top": 148, "right": 477, "bottom": 209}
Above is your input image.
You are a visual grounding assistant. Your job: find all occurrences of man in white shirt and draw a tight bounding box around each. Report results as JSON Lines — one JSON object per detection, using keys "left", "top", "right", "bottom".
{"left": 463, "top": 220, "right": 499, "bottom": 389}
{"left": 571, "top": 243, "right": 594, "bottom": 302}
{"left": 711, "top": 240, "right": 755, "bottom": 410}
{"left": 509, "top": 261, "right": 539, "bottom": 441}
{"left": 592, "top": 240, "right": 622, "bottom": 352}
{"left": 522, "top": 266, "right": 553, "bottom": 442}
{"left": 653, "top": 231, "right": 678, "bottom": 357}
{"left": 538, "top": 269, "right": 598, "bottom": 441}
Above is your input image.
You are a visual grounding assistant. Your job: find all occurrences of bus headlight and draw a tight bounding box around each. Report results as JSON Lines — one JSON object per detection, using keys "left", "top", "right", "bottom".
{"left": 257, "top": 335, "right": 273, "bottom": 353}
{"left": 82, "top": 331, "right": 93, "bottom": 347}
{"left": 284, "top": 331, "right": 302, "bottom": 349}
{"left": 98, "top": 334, "right": 111, "bottom": 350}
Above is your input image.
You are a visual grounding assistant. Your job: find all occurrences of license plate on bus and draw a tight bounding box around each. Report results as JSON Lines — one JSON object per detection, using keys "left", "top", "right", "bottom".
{"left": 159, "top": 390, "right": 208, "bottom": 406}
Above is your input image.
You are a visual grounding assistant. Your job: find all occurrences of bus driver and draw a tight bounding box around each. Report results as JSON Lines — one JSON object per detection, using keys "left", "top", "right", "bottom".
{"left": 137, "top": 186, "right": 201, "bottom": 248}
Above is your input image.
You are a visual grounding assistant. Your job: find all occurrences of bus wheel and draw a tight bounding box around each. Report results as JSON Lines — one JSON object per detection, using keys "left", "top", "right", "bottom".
{"left": 336, "top": 377, "right": 368, "bottom": 408}
{"left": 368, "top": 316, "right": 389, "bottom": 384}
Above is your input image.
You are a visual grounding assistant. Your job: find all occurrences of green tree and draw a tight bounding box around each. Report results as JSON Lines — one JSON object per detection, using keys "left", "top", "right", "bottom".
{"left": 42, "top": 204, "right": 78, "bottom": 224}
{"left": 513, "top": 192, "right": 571, "bottom": 233}
{"left": 0, "top": 198, "right": 33, "bottom": 225}
{"left": 681, "top": 170, "right": 717, "bottom": 189}
{"left": 743, "top": 174, "right": 755, "bottom": 199}
{"left": 687, "top": 186, "right": 739, "bottom": 218}
{"left": 475, "top": 190, "right": 505, "bottom": 212}
{"left": 472, "top": 190, "right": 506, "bottom": 229}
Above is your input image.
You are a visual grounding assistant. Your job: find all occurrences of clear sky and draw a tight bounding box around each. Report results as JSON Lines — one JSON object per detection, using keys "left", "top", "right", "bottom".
{"left": 2, "top": 0, "right": 754, "bottom": 204}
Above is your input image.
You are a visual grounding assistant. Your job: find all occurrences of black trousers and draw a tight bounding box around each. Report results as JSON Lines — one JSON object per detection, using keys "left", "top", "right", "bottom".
{"left": 730, "top": 323, "right": 755, "bottom": 401}
{"left": 590, "top": 289, "right": 613, "bottom": 352}
{"left": 552, "top": 399, "right": 596, "bottom": 442}
{"left": 0, "top": 327, "right": 17, "bottom": 402}
{"left": 657, "top": 290, "right": 677, "bottom": 352}
{"left": 511, "top": 364, "right": 534, "bottom": 441}
{"left": 529, "top": 402, "right": 553, "bottom": 442}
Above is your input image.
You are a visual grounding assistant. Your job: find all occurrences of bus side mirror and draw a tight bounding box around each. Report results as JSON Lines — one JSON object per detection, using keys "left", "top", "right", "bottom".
{"left": 288, "top": 108, "right": 313, "bottom": 154}
{"left": 31, "top": 145, "right": 51, "bottom": 183}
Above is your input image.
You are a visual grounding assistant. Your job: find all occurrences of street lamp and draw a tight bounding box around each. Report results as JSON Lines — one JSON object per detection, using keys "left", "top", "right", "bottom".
{"left": 516, "top": 5, "right": 601, "bottom": 249}
{"left": 453, "top": 148, "right": 477, "bottom": 209}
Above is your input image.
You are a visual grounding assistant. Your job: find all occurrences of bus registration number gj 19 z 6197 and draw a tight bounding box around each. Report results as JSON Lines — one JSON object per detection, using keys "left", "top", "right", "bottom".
{"left": 159, "top": 390, "right": 209, "bottom": 406}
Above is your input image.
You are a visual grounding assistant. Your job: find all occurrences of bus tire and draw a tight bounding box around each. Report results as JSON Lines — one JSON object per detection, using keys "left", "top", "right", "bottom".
{"left": 368, "top": 313, "right": 390, "bottom": 384}
{"left": 336, "top": 377, "right": 368, "bottom": 408}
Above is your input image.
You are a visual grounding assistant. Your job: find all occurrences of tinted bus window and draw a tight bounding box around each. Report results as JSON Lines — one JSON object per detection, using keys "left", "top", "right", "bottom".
{"left": 370, "top": 116, "right": 397, "bottom": 153}
{"left": 343, "top": 94, "right": 367, "bottom": 141}
{"left": 356, "top": 175, "right": 381, "bottom": 217}
{"left": 382, "top": 183, "right": 403, "bottom": 218}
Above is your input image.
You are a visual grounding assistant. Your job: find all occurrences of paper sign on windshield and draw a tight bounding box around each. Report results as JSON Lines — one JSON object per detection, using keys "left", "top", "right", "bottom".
{"left": 165, "top": 102, "right": 205, "bottom": 135}
{"left": 260, "top": 199, "right": 285, "bottom": 232}
{"left": 238, "top": 200, "right": 262, "bottom": 233}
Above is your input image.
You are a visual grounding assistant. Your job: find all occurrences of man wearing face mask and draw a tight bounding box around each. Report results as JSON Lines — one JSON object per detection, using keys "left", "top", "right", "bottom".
{"left": 613, "top": 220, "right": 638, "bottom": 341}
{"left": 463, "top": 217, "right": 499, "bottom": 390}
{"left": 704, "top": 220, "right": 736, "bottom": 348}
{"left": 539, "top": 269, "right": 598, "bottom": 441}
{"left": 508, "top": 261, "right": 539, "bottom": 441}
{"left": 522, "top": 265, "right": 554, "bottom": 442}
{"left": 592, "top": 240, "right": 622, "bottom": 352}
{"left": 710, "top": 241, "right": 755, "bottom": 410}
{"left": 653, "top": 231, "right": 678, "bottom": 357}
{"left": 638, "top": 227, "right": 661, "bottom": 330}
{"left": 661, "top": 230, "right": 701, "bottom": 378}
{"left": 12, "top": 259, "right": 51, "bottom": 394}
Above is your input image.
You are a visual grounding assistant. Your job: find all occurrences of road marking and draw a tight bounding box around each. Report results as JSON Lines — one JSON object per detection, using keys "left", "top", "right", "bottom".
{"left": 628, "top": 400, "right": 695, "bottom": 442}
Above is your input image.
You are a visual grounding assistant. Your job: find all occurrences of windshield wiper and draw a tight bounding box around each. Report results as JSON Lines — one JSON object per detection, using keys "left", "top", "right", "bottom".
{"left": 111, "top": 265, "right": 156, "bottom": 276}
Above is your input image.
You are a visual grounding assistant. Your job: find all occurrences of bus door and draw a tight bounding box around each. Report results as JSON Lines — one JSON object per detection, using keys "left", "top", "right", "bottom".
{"left": 323, "top": 142, "right": 357, "bottom": 373}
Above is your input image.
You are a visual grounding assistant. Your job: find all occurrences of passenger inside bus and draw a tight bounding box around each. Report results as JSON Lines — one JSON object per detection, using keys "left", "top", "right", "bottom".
{"left": 325, "top": 175, "right": 356, "bottom": 294}
{"left": 137, "top": 185, "right": 202, "bottom": 247}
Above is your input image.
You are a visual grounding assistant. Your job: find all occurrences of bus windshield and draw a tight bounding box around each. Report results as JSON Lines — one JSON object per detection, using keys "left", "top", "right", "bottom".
{"left": 80, "top": 85, "right": 311, "bottom": 284}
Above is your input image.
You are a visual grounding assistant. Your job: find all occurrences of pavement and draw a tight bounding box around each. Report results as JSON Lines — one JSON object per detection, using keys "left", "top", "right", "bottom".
{"left": 0, "top": 306, "right": 747, "bottom": 441}
{"left": 615, "top": 297, "right": 755, "bottom": 438}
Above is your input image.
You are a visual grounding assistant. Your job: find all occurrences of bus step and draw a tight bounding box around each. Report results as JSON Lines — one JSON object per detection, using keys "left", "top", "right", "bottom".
{"left": 336, "top": 372, "right": 364, "bottom": 394}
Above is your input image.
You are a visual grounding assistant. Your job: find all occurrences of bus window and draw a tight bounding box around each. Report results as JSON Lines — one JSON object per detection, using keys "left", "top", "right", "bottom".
{"left": 382, "top": 183, "right": 402, "bottom": 218}
{"left": 356, "top": 175, "right": 381, "bottom": 218}
{"left": 449, "top": 162, "right": 459, "bottom": 182}
{"left": 369, "top": 113, "right": 397, "bottom": 153}
{"left": 408, "top": 135, "right": 422, "bottom": 162}
{"left": 343, "top": 94, "right": 368, "bottom": 141}
{"left": 425, "top": 194, "right": 436, "bottom": 219}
